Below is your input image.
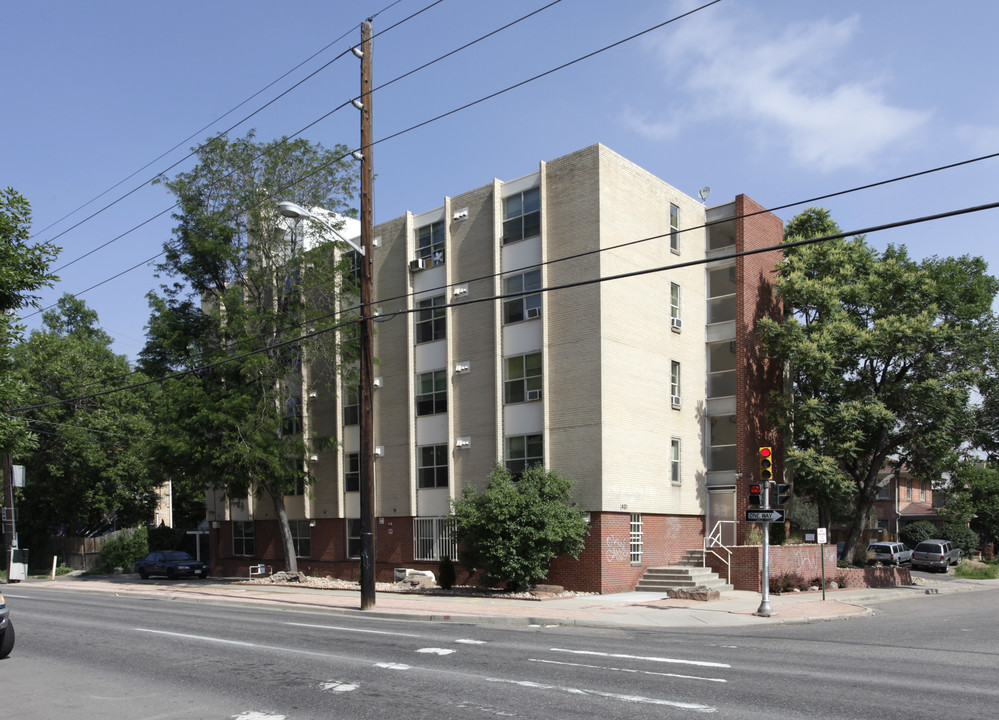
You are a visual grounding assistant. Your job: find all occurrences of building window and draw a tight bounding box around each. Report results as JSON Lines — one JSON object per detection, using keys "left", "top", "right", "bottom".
{"left": 414, "top": 516, "right": 458, "bottom": 561}
{"left": 630, "top": 514, "right": 643, "bottom": 564}
{"left": 417, "top": 221, "right": 445, "bottom": 266}
{"left": 670, "top": 282, "right": 681, "bottom": 330}
{"left": 671, "top": 437, "right": 681, "bottom": 485}
{"left": 342, "top": 384, "right": 359, "bottom": 426}
{"left": 503, "top": 268, "right": 542, "bottom": 324}
{"left": 504, "top": 352, "right": 542, "bottom": 404}
{"left": 416, "top": 369, "right": 447, "bottom": 416}
{"left": 417, "top": 444, "right": 448, "bottom": 489}
{"left": 232, "top": 521, "right": 255, "bottom": 557}
{"left": 415, "top": 295, "right": 446, "bottom": 344}
{"left": 502, "top": 187, "right": 541, "bottom": 244}
{"left": 906, "top": 478, "right": 912, "bottom": 500}
{"left": 671, "top": 360, "right": 681, "bottom": 407}
{"left": 669, "top": 203, "right": 680, "bottom": 253}
{"left": 505, "top": 434, "right": 543, "bottom": 479}
{"left": 282, "top": 394, "right": 302, "bottom": 436}
{"left": 920, "top": 481, "right": 926, "bottom": 502}
{"left": 876, "top": 484, "right": 890, "bottom": 501}
{"left": 344, "top": 452, "right": 359, "bottom": 492}
{"left": 290, "top": 519, "right": 311, "bottom": 558}
{"left": 346, "top": 518, "right": 361, "bottom": 558}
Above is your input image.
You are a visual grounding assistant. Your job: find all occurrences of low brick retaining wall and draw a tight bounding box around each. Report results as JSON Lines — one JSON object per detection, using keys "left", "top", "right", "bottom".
{"left": 705, "top": 544, "right": 913, "bottom": 591}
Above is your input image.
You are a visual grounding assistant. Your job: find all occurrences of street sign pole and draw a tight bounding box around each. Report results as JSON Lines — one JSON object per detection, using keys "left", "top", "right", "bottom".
{"left": 756, "top": 481, "right": 774, "bottom": 617}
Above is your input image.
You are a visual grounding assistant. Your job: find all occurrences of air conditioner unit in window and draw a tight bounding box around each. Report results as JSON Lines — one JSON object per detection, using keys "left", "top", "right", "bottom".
{"left": 527, "top": 389, "right": 542, "bottom": 401}
{"left": 671, "top": 395, "right": 682, "bottom": 407}
{"left": 409, "top": 258, "right": 428, "bottom": 272}
{"left": 670, "top": 317, "right": 682, "bottom": 330}
{"left": 525, "top": 306, "right": 541, "bottom": 319}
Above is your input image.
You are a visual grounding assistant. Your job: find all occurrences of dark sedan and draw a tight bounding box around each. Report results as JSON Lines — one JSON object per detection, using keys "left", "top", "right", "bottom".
{"left": 134, "top": 551, "right": 209, "bottom": 580}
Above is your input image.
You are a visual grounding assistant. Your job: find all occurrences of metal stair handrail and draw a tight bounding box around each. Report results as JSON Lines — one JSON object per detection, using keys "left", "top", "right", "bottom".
{"left": 703, "top": 520, "right": 736, "bottom": 586}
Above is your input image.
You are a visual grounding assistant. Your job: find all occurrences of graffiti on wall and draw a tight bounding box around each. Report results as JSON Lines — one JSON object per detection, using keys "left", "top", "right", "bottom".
{"left": 605, "top": 535, "right": 628, "bottom": 564}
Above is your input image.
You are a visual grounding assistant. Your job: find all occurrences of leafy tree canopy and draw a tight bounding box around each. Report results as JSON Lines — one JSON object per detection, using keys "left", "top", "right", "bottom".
{"left": 143, "top": 131, "right": 359, "bottom": 572}
{"left": 450, "top": 464, "right": 589, "bottom": 589}
{"left": 11, "top": 295, "right": 158, "bottom": 548}
{"left": 0, "top": 187, "right": 60, "bottom": 457}
{"left": 938, "top": 462, "right": 999, "bottom": 552}
{"left": 760, "top": 207, "right": 999, "bottom": 564}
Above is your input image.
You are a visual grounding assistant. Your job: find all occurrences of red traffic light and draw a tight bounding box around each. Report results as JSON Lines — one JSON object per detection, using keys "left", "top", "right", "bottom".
{"left": 749, "top": 484, "right": 761, "bottom": 494}
{"left": 759, "top": 447, "right": 772, "bottom": 458}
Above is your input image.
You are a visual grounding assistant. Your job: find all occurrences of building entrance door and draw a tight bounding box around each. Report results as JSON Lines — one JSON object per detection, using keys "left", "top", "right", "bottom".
{"left": 706, "top": 488, "right": 737, "bottom": 546}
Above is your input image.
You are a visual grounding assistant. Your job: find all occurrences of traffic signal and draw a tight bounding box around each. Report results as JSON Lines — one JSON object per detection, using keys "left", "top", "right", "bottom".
{"left": 758, "top": 446, "right": 773, "bottom": 481}
{"left": 748, "top": 483, "right": 762, "bottom": 507}
{"left": 774, "top": 483, "right": 790, "bottom": 506}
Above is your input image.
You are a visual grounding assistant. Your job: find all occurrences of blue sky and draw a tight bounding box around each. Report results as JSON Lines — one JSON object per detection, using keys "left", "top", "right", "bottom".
{"left": 6, "top": 0, "right": 999, "bottom": 360}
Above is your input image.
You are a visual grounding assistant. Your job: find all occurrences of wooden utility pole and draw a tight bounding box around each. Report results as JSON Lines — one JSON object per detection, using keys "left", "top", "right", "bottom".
{"left": 2, "top": 453, "right": 13, "bottom": 579}
{"left": 358, "top": 19, "right": 376, "bottom": 610}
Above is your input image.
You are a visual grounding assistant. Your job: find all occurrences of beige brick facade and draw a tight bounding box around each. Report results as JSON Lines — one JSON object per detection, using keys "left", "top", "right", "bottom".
{"left": 208, "top": 144, "right": 783, "bottom": 593}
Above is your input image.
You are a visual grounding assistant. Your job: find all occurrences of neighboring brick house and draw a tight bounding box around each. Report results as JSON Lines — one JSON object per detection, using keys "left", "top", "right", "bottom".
{"left": 205, "top": 144, "right": 784, "bottom": 593}
{"left": 873, "top": 469, "right": 941, "bottom": 539}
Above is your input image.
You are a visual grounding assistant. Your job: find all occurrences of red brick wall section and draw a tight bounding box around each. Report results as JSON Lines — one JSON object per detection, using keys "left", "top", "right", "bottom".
{"left": 734, "top": 195, "right": 784, "bottom": 545}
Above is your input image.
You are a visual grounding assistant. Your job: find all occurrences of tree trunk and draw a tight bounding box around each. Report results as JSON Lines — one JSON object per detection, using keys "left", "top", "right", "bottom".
{"left": 272, "top": 493, "right": 298, "bottom": 574}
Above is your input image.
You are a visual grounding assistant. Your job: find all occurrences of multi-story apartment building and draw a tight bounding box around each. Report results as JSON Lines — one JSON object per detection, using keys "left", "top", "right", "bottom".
{"left": 207, "top": 144, "right": 784, "bottom": 593}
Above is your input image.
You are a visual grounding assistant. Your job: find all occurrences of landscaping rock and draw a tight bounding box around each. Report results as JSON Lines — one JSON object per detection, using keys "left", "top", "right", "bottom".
{"left": 671, "top": 586, "right": 720, "bottom": 602}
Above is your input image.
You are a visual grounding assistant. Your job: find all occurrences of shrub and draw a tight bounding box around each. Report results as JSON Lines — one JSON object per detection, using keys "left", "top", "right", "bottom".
{"left": 900, "top": 520, "right": 938, "bottom": 548}
{"left": 744, "top": 525, "right": 764, "bottom": 545}
{"left": 769, "top": 571, "right": 807, "bottom": 594}
{"left": 451, "top": 464, "right": 589, "bottom": 590}
{"left": 437, "top": 555, "right": 456, "bottom": 590}
{"left": 954, "top": 562, "right": 999, "bottom": 580}
{"left": 99, "top": 526, "right": 149, "bottom": 573}
{"left": 942, "top": 524, "right": 979, "bottom": 556}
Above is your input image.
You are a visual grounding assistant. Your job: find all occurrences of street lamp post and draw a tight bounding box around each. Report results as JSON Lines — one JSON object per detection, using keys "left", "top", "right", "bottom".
{"left": 276, "top": 199, "right": 376, "bottom": 609}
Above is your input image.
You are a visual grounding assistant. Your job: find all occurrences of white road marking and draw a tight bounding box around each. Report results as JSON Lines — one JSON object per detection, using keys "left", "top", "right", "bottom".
{"left": 320, "top": 681, "right": 358, "bottom": 693}
{"left": 455, "top": 639, "right": 487, "bottom": 644}
{"left": 232, "top": 712, "right": 287, "bottom": 720}
{"left": 530, "top": 657, "right": 726, "bottom": 683}
{"left": 417, "top": 647, "right": 456, "bottom": 655}
{"left": 374, "top": 662, "right": 412, "bottom": 670}
{"left": 136, "top": 629, "right": 341, "bottom": 659}
{"left": 485, "top": 677, "right": 715, "bottom": 712}
{"left": 550, "top": 647, "right": 730, "bottom": 669}
{"left": 285, "top": 621, "right": 421, "bottom": 637}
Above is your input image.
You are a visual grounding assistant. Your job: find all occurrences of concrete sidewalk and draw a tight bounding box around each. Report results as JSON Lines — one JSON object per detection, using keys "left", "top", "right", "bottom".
{"left": 16, "top": 573, "right": 988, "bottom": 629}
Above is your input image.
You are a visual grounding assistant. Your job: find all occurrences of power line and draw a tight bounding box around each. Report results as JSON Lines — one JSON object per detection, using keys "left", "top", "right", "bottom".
{"left": 14, "top": 197, "right": 999, "bottom": 414}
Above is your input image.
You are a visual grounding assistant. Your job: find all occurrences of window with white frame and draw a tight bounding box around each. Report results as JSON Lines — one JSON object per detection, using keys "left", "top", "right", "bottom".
{"left": 232, "top": 520, "right": 255, "bottom": 556}
{"left": 290, "top": 519, "right": 311, "bottom": 558}
{"left": 920, "top": 481, "right": 926, "bottom": 501}
{"left": 906, "top": 478, "right": 912, "bottom": 499}
{"left": 415, "top": 295, "right": 446, "bottom": 344}
{"left": 342, "top": 384, "right": 359, "bottom": 426}
{"left": 503, "top": 268, "right": 542, "bottom": 323}
{"left": 876, "top": 483, "right": 890, "bottom": 501}
{"left": 417, "top": 221, "right": 445, "bottom": 266}
{"left": 671, "top": 361, "right": 681, "bottom": 407}
{"left": 669, "top": 203, "right": 680, "bottom": 253}
{"left": 344, "top": 452, "right": 359, "bottom": 492}
{"left": 502, "top": 187, "right": 541, "bottom": 244}
{"left": 671, "top": 437, "right": 681, "bottom": 485}
{"left": 630, "top": 514, "right": 643, "bottom": 564}
{"left": 504, "top": 352, "right": 542, "bottom": 404}
{"left": 346, "top": 518, "right": 361, "bottom": 558}
{"left": 417, "top": 444, "right": 448, "bottom": 489}
{"left": 505, "top": 434, "right": 543, "bottom": 479}
{"left": 416, "top": 369, "right": 447, "bottom": 416}
{"left": 414, "top": 516, "right": 458, "bottom": 561}
{"left": 670, "top": 282, "right": 681, "bottom": 330}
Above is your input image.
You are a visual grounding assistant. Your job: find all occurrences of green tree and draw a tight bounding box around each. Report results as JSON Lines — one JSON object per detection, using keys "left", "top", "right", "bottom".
{"left": 11, "top": 295, "right": 158, "bottom": 550}
{"left": 450, "top": 464, "right": 589, "bottom": 589}
{"left": 143, "top": 131, "right": 358, "bottom": 573}
{"left": 938, "top": 462, "right": 999, "bottom": 551}
{"left": 760, "top": 208, "right": 999, "bottom": 565}
{"left": 0, "top": 187, "right": 60, "bottom": 458}
{"left": 900, "top": 520, "right": 939, "bottom": 549}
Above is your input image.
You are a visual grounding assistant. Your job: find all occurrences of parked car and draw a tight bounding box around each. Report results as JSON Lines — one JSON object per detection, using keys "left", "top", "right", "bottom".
{"left": 911, "top": 539, "right": 962, "bottom": 572}
{"left": 0, "top": 591, "right": 14, "bottom": 658}
{"left": 865, "top": 541, "right": 912, "bottom": 566}
{"left": 134, "top": 551, "right": 208, "bottom": 580}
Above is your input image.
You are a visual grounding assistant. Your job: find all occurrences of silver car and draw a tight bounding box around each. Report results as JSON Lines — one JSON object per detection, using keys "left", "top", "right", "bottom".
{"left": 911, "top": 539, "right": 962, "bottom": 572}
{"left": 0, "top": 591, "right": 13, "bottom": 658}
{"left": 866, "top": 541, "right": 912, "bottom": 566}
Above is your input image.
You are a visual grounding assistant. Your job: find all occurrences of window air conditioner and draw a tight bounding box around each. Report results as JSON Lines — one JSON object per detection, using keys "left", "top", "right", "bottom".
{"left": 671, "top": 395, "right": 682, "bottom": 407}
{"left": 409, "top": 258, "right": 427, "bottom": 272}
{"left": 525, "top": 306, "right": 541, "bottom": 319}
{"left": 527, "top": 389, "right": 542, "bottom": 401}
{"left": 670, "top": 317, "right": 682, "bottom": 330}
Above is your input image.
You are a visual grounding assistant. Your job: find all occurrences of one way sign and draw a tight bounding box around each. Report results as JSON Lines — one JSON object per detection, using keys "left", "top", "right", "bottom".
{"left": 745, "top": 509, "right": 786, "bottom": 523}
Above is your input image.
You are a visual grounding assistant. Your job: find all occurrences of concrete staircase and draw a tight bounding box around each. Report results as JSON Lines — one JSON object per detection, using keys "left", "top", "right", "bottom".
{"left": 635, "top": 550, "right": 733, "bottom": 593}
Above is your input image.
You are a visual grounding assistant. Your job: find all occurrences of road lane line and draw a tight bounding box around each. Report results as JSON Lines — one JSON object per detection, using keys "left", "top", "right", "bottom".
{"left": 285, "top": 621, "right": 421, "bottom": 637}
{"left": 550, "top": 647, "right": 730, "bottom": 668}
{"left": 529, "top": 657, "right": 726, "bottom": 683}
{"left": 484, "top": 677, "right": 716, "bottom": 712}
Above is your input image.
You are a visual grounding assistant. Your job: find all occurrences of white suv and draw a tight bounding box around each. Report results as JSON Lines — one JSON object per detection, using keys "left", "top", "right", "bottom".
{"left": 865, "top": 542, "right": 912, "bottom": 566}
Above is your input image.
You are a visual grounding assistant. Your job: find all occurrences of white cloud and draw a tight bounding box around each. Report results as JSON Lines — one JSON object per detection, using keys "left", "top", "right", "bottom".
{"left": 629, "top": 8, "right": 930, "bottom": 172}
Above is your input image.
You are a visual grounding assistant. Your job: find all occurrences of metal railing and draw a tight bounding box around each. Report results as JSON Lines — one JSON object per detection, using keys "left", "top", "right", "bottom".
{"left": 703, "top": 520, "right": 736, "bottom": 586}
